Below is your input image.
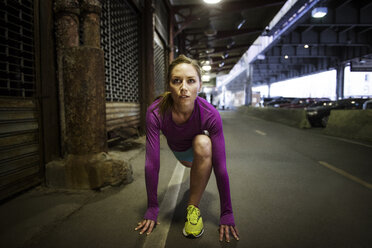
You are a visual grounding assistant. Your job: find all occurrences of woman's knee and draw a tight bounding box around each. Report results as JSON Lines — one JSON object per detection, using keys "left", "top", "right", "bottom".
{"left": 193, "top": 135, "right": 212, "bottom": 158}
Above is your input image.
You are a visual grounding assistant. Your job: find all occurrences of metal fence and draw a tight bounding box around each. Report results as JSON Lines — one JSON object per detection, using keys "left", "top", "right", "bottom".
{"left": 100, "top": 0, "right": 140, "bottom": 103}
{"left": 154, "top": 32, "right": 166, "bottom": 97}
{"left": 0, "top": 0, "right": 35, "bottom": 98}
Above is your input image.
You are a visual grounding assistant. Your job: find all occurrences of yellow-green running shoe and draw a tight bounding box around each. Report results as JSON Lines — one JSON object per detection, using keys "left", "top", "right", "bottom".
{"left": 183, "top": 205, "right": 204, "bottom": 238}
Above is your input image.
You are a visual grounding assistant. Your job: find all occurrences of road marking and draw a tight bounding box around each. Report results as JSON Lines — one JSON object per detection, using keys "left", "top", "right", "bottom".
{"left": 322, "top": 135, "right": 372, "bottom": 149}
{"left": 255, "top": 130, "right": 267, "bottom": 136}
{"left": 311, "top": 132, "right": 372, "bottom": 149}
{"left": 318, "top": 161, "right": 372, "bottom": 190}
{"left": 143, "top": 162, "right": 185, "bottom": 248}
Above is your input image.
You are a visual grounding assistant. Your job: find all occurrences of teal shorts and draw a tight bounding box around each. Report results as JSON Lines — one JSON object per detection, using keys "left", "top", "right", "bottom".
{"left": 172, "top": 147, "right": 193, "bottom": 163}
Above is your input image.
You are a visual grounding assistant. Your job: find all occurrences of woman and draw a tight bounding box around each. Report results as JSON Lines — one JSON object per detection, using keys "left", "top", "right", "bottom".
{"left": 135, "top": 55, "right": 239, "bottom": 242}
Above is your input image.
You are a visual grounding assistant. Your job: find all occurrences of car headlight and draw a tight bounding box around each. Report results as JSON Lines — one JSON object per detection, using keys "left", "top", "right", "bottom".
{"left": 307, "top": 110, "right": 318, "bottom": 116}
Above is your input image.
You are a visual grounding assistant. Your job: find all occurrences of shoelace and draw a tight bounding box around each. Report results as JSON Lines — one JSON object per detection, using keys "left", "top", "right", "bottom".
{"left": 188, "top": 207, "right": 200, "bottom": 224}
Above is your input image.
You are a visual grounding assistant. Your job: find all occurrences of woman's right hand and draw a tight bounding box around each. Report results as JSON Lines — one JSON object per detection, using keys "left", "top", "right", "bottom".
{"left": 135, "top": 219, "right": 159, "bottom": 235}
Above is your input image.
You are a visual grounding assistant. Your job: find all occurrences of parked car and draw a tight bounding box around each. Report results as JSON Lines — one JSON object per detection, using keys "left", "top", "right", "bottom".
{"left": 266, "top": 97, "right": 294, "bottom": 107}
{"left": 363, "top": 99, "right": 372, "bottom": 109}
{"left": 306, "top": 101, "right": 335, "bottom": 127}
{"left": 279, "top": 98, "right": 307, "bottom": 108}
{"left": 261, "top": 97, "right": 275, "bottom": 107}
{"left": 306, "top": 100, "right": 333, "bottom": 109}
{"left": 280, "top": 97, "right": 322, "bottom": 108}
{"left": 306, "top": 98, "right": 370, "bottom": 127}
{"left": 281, "top": 97, "right": 330, "bottom": 109}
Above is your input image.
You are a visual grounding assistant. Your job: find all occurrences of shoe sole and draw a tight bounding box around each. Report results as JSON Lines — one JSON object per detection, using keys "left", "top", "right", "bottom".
{"left": 182, "top": 227, "right": 204, "bottom": 238}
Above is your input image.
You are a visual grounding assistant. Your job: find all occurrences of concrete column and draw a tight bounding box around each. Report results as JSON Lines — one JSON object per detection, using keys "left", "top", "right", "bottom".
{"left": 54, "top": 0, "right": 79, "bottom": 50}
{"left": 179, "top": 33, "right": 186, "bottom": 55}
{"left": 245, "top": 66, "right": 252, "bottom": 106}
{"left": 168, "top": 7, "right": 174, "bottom": 63}
{"left": 139, "top": 0, "right": 155, "bottom": 133}
{"left": 62, "top": 47, "right": 107, "bottom": 155}
{"left": 55, "top": 0, "right": 107, "bottom": 156}
{"left": 48, "top": 0, "right": 132, "bottom": 189}
{"left": 268, "top": 83, "right": 271, "bottom": 98}
{"left": 144, "top": 0, "right": 155, "bottom": 107}
{"left": 81, "top": 0, "right": 101, "bottom": 48}
{"left": 54, "top": 0, "right": 80, "bottom": 156}
{"left": 336, "top": 64, "right": 345, "bottom": 100}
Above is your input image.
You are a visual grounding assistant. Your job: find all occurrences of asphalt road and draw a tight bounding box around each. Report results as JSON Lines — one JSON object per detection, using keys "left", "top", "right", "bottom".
{"left": 163, "top": 111, "right": 372, "bottom": 248}
{"left": 17, "top": 110, "right": 371, "bottom": 248}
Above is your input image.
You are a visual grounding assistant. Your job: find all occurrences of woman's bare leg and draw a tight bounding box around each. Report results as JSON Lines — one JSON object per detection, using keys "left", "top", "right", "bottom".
{"left": 188, "top": 134, "right": 213, "bottom": 207}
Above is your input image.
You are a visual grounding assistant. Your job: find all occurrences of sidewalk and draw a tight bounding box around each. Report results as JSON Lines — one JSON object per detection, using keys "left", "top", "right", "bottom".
{"left": 0, "top": 136, "right": 149, "bottom": 248}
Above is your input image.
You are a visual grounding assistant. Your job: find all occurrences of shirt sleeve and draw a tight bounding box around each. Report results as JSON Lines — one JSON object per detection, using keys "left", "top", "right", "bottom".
{"left": 143, "top": 107, "right": 161, "bottom": 221}
{"left": 208, "top": 112, "right": 235, "bottom": 226}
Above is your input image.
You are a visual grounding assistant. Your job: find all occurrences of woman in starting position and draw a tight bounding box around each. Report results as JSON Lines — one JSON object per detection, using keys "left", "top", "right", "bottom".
{"left": 135, "top": 55, "right": 239, "bottom": 242}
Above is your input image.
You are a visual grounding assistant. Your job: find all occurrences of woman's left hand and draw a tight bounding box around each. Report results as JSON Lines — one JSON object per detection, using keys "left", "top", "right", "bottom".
{"left": 219, "top": 225, "right": 240, "bottom": 242}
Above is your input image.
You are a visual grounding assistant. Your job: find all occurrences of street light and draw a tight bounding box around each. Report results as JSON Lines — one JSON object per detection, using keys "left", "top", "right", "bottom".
{"left": 203, "top": 0, "right": 221, "bottom": 4}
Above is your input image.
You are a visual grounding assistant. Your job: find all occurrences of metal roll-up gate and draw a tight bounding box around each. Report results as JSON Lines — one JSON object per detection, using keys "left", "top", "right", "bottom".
{"left": 100, "top": 0, "right": 140, "bottom": 136}
{"left": 154, "top": 0, "right": 169, "bottom": 98}
{"left": 0, "top": 0, "right": 43, "bottom": 200}
{"left": 154, "top": 31, "right": 167, "bottom": 97}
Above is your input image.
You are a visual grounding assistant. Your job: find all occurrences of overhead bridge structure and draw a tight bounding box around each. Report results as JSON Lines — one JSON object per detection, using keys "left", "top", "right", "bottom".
{"left": 251, "top": 0, "right": 372, "bottom": 87}
{"left": 214, "top": 0, "right": 372, "bottom": 100}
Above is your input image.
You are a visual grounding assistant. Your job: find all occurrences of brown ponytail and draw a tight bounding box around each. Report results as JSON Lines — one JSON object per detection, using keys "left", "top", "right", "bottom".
{"left": 157, "top": 91, "right": 173, "bottom": 117}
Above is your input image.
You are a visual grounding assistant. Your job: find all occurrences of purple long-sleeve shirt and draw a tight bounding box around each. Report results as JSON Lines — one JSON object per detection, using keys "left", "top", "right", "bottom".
{"left": 144, "top": 96, "right": 235, "bottom": 226}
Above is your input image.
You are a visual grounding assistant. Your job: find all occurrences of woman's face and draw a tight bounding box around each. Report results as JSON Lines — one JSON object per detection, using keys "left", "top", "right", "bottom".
{"left": 169, "top": 63, "right": 202, "bottom": 108}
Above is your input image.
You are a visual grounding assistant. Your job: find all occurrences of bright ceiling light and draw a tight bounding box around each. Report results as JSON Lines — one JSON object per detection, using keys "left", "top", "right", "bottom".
{"left": 221, "top": 52, "right": 229, "bottom": 59}
{"left": 284, "top": 55, "right": 289, "bottom": 59}
{"left": 203, "top": 0, "right": 221, "bottom": 4}
{"left": 204, "top": 28, "right": 217, "bottom": 37}
{"left": 204, "top": 22, "right": 216, "bottom": 36}
{"left": 304, "top": 44, "right": 309, "bottom": 48}
{"left": 202, "top": 65, "right": 212, "bottom": 71}
{"left": 311, "top": 7, "right": 328, "bottom": 18}
{"left": 237, "top": 19, "right": 246, "bottom": 30}
{"left": 202, "top": 75, "right": 210, "bottom": 81}
{"left": 226, "top": 40, "right": 235, "bottom": 49}
{"left": 205, "top": 48, "right": 215, "bottom": 54}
